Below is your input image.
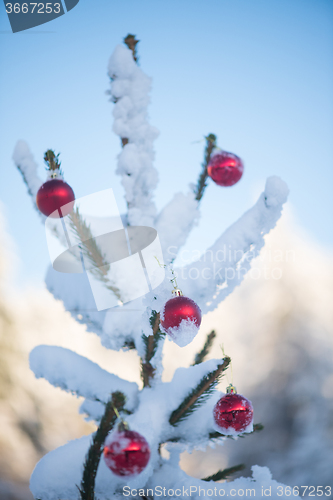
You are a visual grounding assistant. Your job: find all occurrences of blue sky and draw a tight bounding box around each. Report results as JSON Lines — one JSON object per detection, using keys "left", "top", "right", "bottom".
{"left": 0, "top": 0, "right": 332, "bottom": 286}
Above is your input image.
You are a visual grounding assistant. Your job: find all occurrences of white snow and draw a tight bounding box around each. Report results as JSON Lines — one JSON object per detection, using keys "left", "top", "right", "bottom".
{"left": 30, "top": 435, "right": 128, "bottom": 500}
{"left": 176, "top": 176, "right": 289, "bottom": 314}
{"left": 30, "top": 436, "right": 91, "bottom": 500}
{"left": 29, "top": 345, "right": 138, "bottom": 410}
{"left": 12, "top": 140, "right": 43, "bottom": 201}
{"left": 108, "top": 45, "right": 159, "bottom": 227}
{"left": 102, "top": 299, "right": 145, "bottom": 351}
{"left": 149, "top": 463, "right": 292, "bottom": 499}
{"left": 155, "top": 191, "right": 200, "bottom": 264}
{"left": 163, "top": 318, "right": 200, "bottom": 348}
{"left": 79, "top": 398, "right": 106, "bottom": 422}
{"left": 30, "top": 437, "right": 291, "bottom": 500}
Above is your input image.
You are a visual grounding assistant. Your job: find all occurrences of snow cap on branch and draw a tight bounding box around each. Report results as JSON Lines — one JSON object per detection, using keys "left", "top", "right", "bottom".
{"left": 108, "top": 44, "right": 159, "bottom": 226}
{"left": 176, "top": 176, "right": 289, "bottom": 314}
{"left": 12, "top": 140, "right": 43, "bottom": 200}
{"left": 156, "top": 191, "right": 200, "bottom": 264}
{"left": 29, "top": 345, "right": 138, "bottom": 410}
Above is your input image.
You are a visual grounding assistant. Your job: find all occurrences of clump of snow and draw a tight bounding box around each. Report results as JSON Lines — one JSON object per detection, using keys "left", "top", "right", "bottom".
{"left": 79, "top": 398, "right": 105, "bottom": 422}
{"left": 108, "top": 45, "right": 137, "bottom": 80}
{"left": 108, "top": 45, "right": 159, "bottom": 227}
{"left": 30, "top": 436, "right": 92, "bottom": 500}
{"left": 102, "top": 299, "right": 145, "bottom": 351}
{"left": 264, "top": 176, "right": 289, "bottom": 208}
{"left": 155, "top": 191, "right": 200, "bottom": 263}
{"left": 30, "top": 435, "right": 128, "bottom": 500}
{"left": 45, "top": 264, "right": 106, "bottom": 326}
{"left": 29, "top": 345, "right": 138, "bottom": 410}
{"left": 12, "top": 140, "right": 43, "bottom": 200}
{"left": 164, "top": 318, "right": 200, "bottom": 348}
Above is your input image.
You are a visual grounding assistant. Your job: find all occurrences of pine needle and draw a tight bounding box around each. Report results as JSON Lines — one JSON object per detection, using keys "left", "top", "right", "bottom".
{"left": 124, "top": 34, "right": 139, "bottom": 62}
{"left": 195, "top": 134, "right": 217, "bottom": 201}
{"left": 169, "top": 356, "right": 230, "bottom": 426}
{"left": 202, "top": 463, "right": 245, "bottom": 482}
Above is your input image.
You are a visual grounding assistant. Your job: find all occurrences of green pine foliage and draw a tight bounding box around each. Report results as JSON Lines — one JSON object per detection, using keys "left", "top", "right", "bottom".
{"left": 169, "top": 357, "right": 231, "bottom": 426}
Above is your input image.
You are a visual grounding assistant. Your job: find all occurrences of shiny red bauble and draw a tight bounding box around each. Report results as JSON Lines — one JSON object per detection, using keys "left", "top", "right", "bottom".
{"left": 161, "top": 295, "right": 201, "bottom": 332}
{"left": 207, "top": 151, "right": 244, "bottom": 187}
{"left": 103, "top": 429, "right": 150, "bottom": 477}
{"left": 36, "top": 179, "right": 75, "bottom": 218}
{"left": 213, "top": 393, "right": 253, "bottom": 433}
{"left": 160, "top": 295, "right": 202, "bottom": 347}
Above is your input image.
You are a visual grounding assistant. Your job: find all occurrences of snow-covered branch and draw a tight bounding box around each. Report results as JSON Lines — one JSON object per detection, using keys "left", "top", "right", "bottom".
{"left": 29, "top": 346, "right": 138, "bottom": 410}
{"left": 155, "top": 191, "right": 200, "bottom": 264}
{"left": 44, "top": 176, "right": 288, "bottom": 355}
{"left": 176, "top": 176, "right": 289, "bottom": 314}
{"left": 12, "top": 140, "right": 43, "bottom": 205}
{"left": 169, "top": 356, "right": 230, "bottom": 426}
{"left": 130, "top": 358, "right": 227, "bottom": 447}
{"left": 12, "top": 141, "right": 70, "bottom": 246}
{"left": 108, "top": 44, "right": 159, "bottom": 227}
{"left": 154, "top": 133, "right": 215, "bottom": 263}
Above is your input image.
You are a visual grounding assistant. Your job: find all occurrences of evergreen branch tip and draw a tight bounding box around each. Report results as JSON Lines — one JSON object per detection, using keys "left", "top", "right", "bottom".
{"left": 202, "top": 463, "right": 245, "bottom": 482}
{"left": 169, "top": 356, "right": 230, "bottom": 426}
{"left": 124, "top": 34, "right": 139, "bottom": 62}
{"left": 44, "top": 149, "right": 61, "bottom": 171}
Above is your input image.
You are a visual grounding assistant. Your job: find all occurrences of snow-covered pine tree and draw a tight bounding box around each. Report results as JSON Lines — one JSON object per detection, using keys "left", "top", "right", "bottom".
{"left": 13, "top": 35, "right": 290, "bottom": 499}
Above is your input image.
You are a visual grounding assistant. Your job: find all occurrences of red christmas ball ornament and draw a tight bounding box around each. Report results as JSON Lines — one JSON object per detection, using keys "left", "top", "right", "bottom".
{"left": 160, "top": 294, "right": 202, "bottom": 347}
{"left": 103, "top": 428, "right": 150, "bottom": 477}
{"left": 207, "top": 151, "right": 244, "bottom": 187}
{"left": 213, "top": 385, "right": 253, "bottom": 434}
{"left": 36, "top": 178, "right": 75, "bottom": 218}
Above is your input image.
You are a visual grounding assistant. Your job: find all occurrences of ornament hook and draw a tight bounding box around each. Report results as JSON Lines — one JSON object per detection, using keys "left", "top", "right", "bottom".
{"left": 155, "top": 257, "right": 183, "bottom": 296}
{"left": 111, "top": 403, "right": 129, "bottom": 431}
{"left": 221, "top": 344, "right": 236, "bottom": 393}
{"left": 226, "top": 383, "right": 237, "bottom": 394}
